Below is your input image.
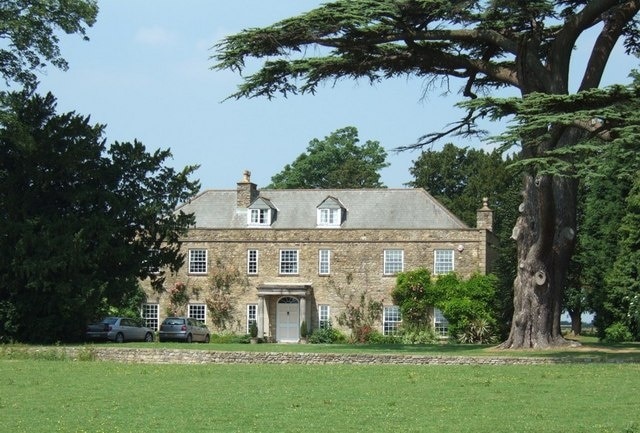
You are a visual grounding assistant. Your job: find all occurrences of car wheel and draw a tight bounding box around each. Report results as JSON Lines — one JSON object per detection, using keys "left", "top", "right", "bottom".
{"left": 204, "top": 334, "right": 210, "bottom": 343}
{"left": 186, "top": 334, "right": 192, "bottom": 343}
{"left": 144, "top": 332, "right": 153, "bottom": 342}
{"left": 115, "top": 332, "right": 124, "bottom": 343}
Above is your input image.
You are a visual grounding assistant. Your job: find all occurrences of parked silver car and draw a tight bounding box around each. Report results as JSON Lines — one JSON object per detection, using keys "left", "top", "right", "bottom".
{"left": 86, "top": 317, "right": 155, "bottom": 343}
{"left": 158, "top": 317, "right": 210, "bottom": 343}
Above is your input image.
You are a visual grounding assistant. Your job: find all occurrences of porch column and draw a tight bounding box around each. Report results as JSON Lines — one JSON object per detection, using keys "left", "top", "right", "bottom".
{"left": 258, "top": 295, "right": 266, "bottom": 338}
{"left": 299, "top": 296, "right": 307, "bottom": 332}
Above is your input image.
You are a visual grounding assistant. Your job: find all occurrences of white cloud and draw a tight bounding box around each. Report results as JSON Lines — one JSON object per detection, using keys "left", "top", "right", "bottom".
{"left": 134, "top": 26, "right": 177, "bottom": 47}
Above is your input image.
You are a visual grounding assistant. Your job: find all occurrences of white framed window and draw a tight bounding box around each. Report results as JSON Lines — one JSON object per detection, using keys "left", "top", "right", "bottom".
{"left": 188, "top": 249, "right": 208, "bottom": 274}
{"left": 142, "top": 303, "right": 159, "bottom": 331}
{"left": 247, "top": 304, "right": 257, "bottom": 334}
{"left": 318, "top": 305, "right": 330, "bottom": 329}
{"left": 434, "top": 249, "right": 454, "bottom": 275}
{"left": 383, "top": 305, "right": 401, "bottom": 335}
{"left": 247, "top": 249, "right": 258, "bottom": 275}
{"left": 319, "top": 249, "right": 331, "bottom": 275}
{"left": 383, "top": 249, "right": 404, "bottom": 275}
{"left": 279, "top": 249, "right": 299, "bottom": 274}
{"left": 434, "top": 308, "right": 449, "bottom": 337}
{"left": 248, "top": 208, "right": 271, "bottom": 226}
{"left": 188, "top": 303, "right": 206, "bottom": 323}
{"left": 317, "top": 208, "right": 341, "bottom": 227}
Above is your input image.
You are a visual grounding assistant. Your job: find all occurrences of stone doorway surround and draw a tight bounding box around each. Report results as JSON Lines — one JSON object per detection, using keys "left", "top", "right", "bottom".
{"left": 256, "top": 283, "right": 312, "bottom": 342}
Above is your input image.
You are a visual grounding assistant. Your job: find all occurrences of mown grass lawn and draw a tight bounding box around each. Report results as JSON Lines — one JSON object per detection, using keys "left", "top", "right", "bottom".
{"left": 0, "top": 354, "right": 638, "bottom": 433}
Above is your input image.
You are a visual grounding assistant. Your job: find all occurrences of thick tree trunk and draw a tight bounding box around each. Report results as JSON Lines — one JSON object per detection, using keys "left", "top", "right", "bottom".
{"left": 501, "top": 131, "right": 582, "bottom": 349}
{"left": 569, "top": 308, "right": 583, "bottom": 336}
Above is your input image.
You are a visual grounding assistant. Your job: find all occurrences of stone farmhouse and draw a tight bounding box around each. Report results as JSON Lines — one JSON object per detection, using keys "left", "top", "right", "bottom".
{"left": 141, "top": 171, "right": 497, "bottom": 342}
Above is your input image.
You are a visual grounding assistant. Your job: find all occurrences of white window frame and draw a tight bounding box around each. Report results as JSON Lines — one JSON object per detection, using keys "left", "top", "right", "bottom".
{"left": 141, "top": 303, "right": 159, "bottom": 331}
{"left": 383, "top": 305, "right": 401, "bottom": 335}
{"left": 318, "top": 304, "right": 330, "bottom": 329}
{"left": 317, "top": 208, "right": 341, "bottom": 227}
{"left": 188, "top": 249, "right": 208, "bottom": 274}
{"left": 188, "top": 303, "right": 207, "bottom": 323}
{"left": 247, "top": 249, "right": 258, "bottom": 275}
{"left": 248, "top": 208, "right": 271, "bottom": 226}
{"left": 383, "top": 249, "right": 404, "bottom": 275}
{"left": 247, "top": 304, "right": 258, "bottom": 334}
{"left": 318, "top": 249, "right": 331, "bottom": 275}
{"left": 434, "top": 308, "right": 449, "bottom": 337}
{"left": 279, "top": 249, "right": 299, "bottom": 275}
{"left": 434, "top": 249, "right": 454, "bottom": 275}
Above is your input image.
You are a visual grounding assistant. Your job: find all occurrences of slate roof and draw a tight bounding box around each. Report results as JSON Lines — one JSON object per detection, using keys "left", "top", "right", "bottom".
{"left": 177, "top": 188, "right": 469, "bottom": 230}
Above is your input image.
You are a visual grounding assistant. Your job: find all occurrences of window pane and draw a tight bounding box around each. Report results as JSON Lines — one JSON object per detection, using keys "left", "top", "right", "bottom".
{"left": 247, "top": 304, "right": 257, "bottom": 334}
{"left": 318, "top": 305, "right": 330, "bottom": 329}
{"left": 434, "top": 308, "right": 449, "bottom": 337}
{"left": 188, "top": 304, "right": 206, "bottom": 322}
{"left": 383, "top": 305, "right": 401, "bottom": 335}
{"left": 434, "top": 250, "right": 454, "bottom": 275}
{"left": 280, "top": 250, "right": 299, "bottom": 274}
{"left": 384, "top": 249, "right": 404, "bottom": 275}
{"left": 189, "top": 249, "right": 207, "bottom": 274}
{"left": 319, "top": 249, "right": 330, "bottom": 275}
{"left": 247, "top": 249, "right": 258, "bottom": 275}
{"left": 142, "top": 304, "right": 159, "bottom": 330}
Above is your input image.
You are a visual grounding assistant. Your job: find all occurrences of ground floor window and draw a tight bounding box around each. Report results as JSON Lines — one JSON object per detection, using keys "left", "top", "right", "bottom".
{"left": 142, "top": 303, "right": 159, "bottom": 330}
{"left": 434, "top": 308, "right": 449, "bottom": 337}
{"left": 247, "top": 304, "right": 257, "bottom": 334}
{"left": 188, "top": 303, "right": 206, "bottom": 323}
{"left": 383, "top": 305, "right": 401, "bottom": 335}
{"left": 318, "top": 304, "right": 330, "bottom": 329}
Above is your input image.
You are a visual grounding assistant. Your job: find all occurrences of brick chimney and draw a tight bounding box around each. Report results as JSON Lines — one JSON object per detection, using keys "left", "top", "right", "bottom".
{"left": 237, "top": 169, "right": 258, "bottom": 208}
{"left": 476, "top": 197, "right": 493, "bottom": 231}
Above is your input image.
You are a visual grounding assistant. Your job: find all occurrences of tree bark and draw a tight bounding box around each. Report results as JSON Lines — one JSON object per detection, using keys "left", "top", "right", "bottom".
{"left": 501, "top": 129, "right": 582, "bottom": 349}
{"left": 569, "top": 309, "right": 583, "bottom": 336}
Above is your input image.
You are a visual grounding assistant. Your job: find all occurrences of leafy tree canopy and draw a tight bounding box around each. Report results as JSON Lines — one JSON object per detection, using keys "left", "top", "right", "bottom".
{"left": 214, "top": 0, "right": 640, "bottom": 348}
{"left": 0, "top": 0, "right": 98, "bottom": 89}
{"left": 268, "top": 126, "right": 389, "bottom": 189}
{"left": 0, "top": 92, "right": 200, "bottom": 343}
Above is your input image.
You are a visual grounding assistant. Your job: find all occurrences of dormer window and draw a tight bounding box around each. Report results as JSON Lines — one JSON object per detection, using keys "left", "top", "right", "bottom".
{"left": 317, "top": 196, "right": 345, "bottom": 227}
{"left": 249, "top": 208, "right": 270, "bottom": 225}
{"left": 247, "top": 197, "right": 276, "bottom": 227}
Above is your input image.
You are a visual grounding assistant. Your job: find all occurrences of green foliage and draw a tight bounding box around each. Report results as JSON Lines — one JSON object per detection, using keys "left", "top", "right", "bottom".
{"left": 167, "top": 282, "right": 189, "bottom": 317}
{"left": 0, "top": 0, "right": 98, "bottom": 89}
{"left": 392, "top": 269, "right": 500, "bottom": 343}
{"left": 336, "top": 293, "right": 383, "bottom": 343}
{"left": 0, "top": 92, "right": 200, "bottom": 343}
{"left": 205, "top": 259, "right": 247, "bottom": 332}
{"left": 603, "top": 322, "right": 633, "bottom": 343}
{"left": 249, "top": 321, "right": 258, "bottom": 338}
{"left": 398, "top": 327, "right": 438, "bottom": 345}
{"left": 308, "top": 326, "right": 347, "bottom": 344}
{"left": 268, "top": 126, "right": 389, "bottom": 189}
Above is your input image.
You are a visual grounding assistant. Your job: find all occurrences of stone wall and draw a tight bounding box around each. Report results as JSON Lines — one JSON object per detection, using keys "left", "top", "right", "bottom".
{"left": 47, "top": 347, "right": 631, "bottom": 365}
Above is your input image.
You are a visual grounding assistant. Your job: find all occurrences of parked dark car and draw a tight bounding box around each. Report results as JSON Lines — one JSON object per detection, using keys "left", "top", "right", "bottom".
{"left": 159, "top": 317, "right": 210, "bottom": 343}
{"left": 86, "top": 317, "right": 155, "bottom": 343}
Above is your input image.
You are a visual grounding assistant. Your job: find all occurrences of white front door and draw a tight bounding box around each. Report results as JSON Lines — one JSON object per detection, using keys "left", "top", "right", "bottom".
{"left": 276, "top": 297, "right": 300, "bottom": 342}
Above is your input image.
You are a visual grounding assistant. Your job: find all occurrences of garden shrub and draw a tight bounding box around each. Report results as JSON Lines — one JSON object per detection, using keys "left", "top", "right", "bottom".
{"left": 308, "top": 327, "right": 346, "bottom": 344}
{"left": 604, "top": 322, "right": 633, "bottom": 343}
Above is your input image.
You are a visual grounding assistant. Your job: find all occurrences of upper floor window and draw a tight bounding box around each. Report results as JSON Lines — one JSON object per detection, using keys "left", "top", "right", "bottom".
{"left": 434, "top": 249, "right": 454, "bottom": 275}
{"left": 317, "top": 196, "right": 345, "bottom": 227}
{"left": 247, "top": 249, "right": 258, "bottom": 275}
{"left": 188, "top": 249, "right": 208, "bottom": 274}
{"left": 279, "top": 249, "right": 299, "bottom": 275}
{"left": 249, "top": 208, "right": 271, "bottom": 226}
{"left": 319, "top": 249, "right": 331, "bottom": 275}
{"left": 317, "top": 208, "right": 341, "bottom": 226}
{"left": 247, "top": 197, "right": 276, "bottom": 227}
{"left": 383, "top": 249, "right": 404, "bottom": 275}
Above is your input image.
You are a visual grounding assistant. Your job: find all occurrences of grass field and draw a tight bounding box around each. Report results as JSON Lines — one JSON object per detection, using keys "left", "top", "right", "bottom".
{"left": 1, "top": 353, "right": 639, "bottom": 433}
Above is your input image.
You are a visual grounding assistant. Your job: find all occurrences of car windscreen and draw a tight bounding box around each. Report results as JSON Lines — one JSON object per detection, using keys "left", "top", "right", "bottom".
{"left": 163, "top": 318, "right": 185, "bottom": 325}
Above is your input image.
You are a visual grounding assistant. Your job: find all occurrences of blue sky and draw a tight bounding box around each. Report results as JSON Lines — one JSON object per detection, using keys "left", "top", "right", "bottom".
{"left": 35, "top": 1, "right": 637, "bottom": 191}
